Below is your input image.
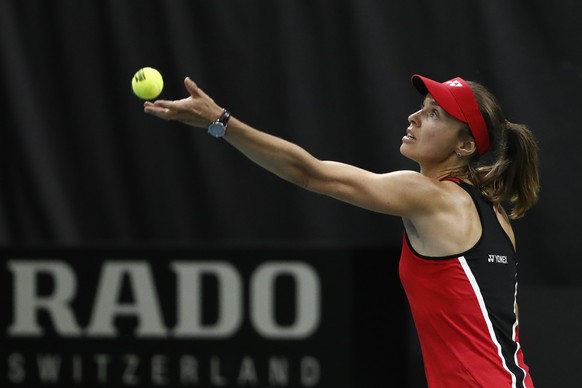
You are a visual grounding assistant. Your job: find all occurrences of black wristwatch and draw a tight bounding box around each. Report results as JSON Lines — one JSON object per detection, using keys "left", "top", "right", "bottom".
{"left": 208, "top": 109, "right": 231, "bottom": 138}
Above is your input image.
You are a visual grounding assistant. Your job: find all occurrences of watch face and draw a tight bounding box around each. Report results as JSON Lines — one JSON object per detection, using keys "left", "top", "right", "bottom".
{"left": 208, "top": 122, "right": 226, "bottom": 137}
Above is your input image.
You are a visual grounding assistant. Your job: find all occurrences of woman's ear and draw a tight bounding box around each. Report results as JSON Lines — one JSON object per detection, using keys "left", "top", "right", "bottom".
{"left": 456, "top": 138, "right": 477, "bottom": 158}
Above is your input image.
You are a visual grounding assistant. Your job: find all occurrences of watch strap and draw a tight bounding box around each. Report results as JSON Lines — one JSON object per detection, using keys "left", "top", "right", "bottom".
{"left": 216, "top": 109, "right": 231, "bottom": 126}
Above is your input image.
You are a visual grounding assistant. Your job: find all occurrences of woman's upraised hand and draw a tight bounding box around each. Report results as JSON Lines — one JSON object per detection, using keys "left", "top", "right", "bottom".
{"left": 144, "top": 77, "right": 224, "bottom": 128}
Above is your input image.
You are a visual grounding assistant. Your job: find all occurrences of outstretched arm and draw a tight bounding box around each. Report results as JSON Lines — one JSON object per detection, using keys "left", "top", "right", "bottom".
{"left": 143, "top": 78, "right": 329, "bottom": 189}
{"left": 144, "top": 77, "right": 439, "bottom": 217}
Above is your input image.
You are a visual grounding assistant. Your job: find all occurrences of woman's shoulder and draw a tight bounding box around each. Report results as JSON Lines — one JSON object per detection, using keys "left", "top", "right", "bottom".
{"left": 386, "top": 171, "right": 473, "bottom": 216}
{"left": 403, "top": 177, "right": 483, "bottom": 256}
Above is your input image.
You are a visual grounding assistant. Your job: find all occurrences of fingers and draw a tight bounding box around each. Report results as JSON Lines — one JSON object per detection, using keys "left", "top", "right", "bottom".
{"left": 144, "top": 100, "right": 172, "bottom": 109}
{"left": 144, "top": 100, "right": 173, "bottom": 119}
{"left": 184, "top": 77, "right": 199, "bottom": 96}
{"left": 184, "top": 77, "right": 212, "bottom": 101}
{"left": 184, "top": 77, "right": 196, "bottom": 87}
{"left": 143, "top": 77, "right": 211, "bottom": 125}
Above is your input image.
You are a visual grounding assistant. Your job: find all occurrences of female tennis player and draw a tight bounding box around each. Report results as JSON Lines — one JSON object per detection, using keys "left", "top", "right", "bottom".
{"left": 144, "top": 74, "right": 538, "bottom": 387}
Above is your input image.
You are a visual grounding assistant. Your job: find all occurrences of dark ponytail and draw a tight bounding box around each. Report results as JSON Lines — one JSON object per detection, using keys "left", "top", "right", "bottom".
{"left": 465, "top": 82, "right": 540, "bottom": 219}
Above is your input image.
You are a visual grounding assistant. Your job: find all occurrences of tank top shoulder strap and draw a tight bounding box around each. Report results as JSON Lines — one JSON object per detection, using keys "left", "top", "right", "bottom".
{"left": 440, "top": 177, "right": 484, "bottom": 207}
{"left": 440, "top": 176, "right": 461, "bottom": 184}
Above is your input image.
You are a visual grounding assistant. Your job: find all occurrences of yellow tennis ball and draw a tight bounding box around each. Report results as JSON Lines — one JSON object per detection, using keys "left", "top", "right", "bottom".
{"left": 132, "top": 67, "right": 164, "bottom": 100}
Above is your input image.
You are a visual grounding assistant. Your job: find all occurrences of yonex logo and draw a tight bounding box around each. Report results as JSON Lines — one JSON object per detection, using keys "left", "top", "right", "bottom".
{"left": 488, "top": 254, "right": 508, "bottom": 264}
{"left": 446, "top": 80, "right": 463, "bottom": 87}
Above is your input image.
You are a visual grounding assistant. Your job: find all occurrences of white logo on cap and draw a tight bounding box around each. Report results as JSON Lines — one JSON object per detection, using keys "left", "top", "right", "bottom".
{"left": 446, "top": 80, "right": 463, "bottom": 87}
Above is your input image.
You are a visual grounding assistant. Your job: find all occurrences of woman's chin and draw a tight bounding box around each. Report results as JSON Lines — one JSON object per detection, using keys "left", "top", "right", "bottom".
{"left": 400, "top": 144, "right": 420, "bottom": 163}
{"left": 400, "top": 143, "right": 412, "bottom": 157}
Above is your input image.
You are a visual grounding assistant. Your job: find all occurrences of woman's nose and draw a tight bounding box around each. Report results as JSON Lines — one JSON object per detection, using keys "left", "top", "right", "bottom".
{"left": 408, "top": 110, "right": 421, "bottom": 126}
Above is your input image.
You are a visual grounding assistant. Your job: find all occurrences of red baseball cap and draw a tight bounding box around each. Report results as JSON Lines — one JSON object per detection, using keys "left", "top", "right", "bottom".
{"left": 411, "top": 74, "right": 491, "bottom": 156}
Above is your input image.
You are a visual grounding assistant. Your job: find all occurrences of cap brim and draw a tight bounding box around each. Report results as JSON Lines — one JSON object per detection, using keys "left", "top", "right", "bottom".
{"left": 411, "top": 74, "right": 464, "bottom": 122}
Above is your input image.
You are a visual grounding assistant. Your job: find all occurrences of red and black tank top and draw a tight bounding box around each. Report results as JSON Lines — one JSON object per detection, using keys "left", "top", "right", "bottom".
{"left": 399, "top": 178, "right": 534, "bottom": 387}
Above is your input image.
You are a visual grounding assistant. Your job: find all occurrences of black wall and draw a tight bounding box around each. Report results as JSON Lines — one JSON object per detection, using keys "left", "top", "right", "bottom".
{"left": 2, "top": 1, "right": 581, "bottom": 386}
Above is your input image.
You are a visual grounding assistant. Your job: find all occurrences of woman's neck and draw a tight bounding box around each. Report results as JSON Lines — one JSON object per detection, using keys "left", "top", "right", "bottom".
{"left": 419, "top": 162, "right": 467, "bottom": 181}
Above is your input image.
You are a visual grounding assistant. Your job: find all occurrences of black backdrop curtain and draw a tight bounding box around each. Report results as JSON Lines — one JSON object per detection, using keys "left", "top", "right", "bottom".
{"left": 3, "top": 0, "right": 581, "bottom": 283}
{"left": 1, "top": 1, "right": 582, "bottom": 385}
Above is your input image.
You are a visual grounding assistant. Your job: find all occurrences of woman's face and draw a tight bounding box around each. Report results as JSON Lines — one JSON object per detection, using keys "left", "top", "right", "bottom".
{"left": 400, "top": 94, "right": 466, "bottom": 165}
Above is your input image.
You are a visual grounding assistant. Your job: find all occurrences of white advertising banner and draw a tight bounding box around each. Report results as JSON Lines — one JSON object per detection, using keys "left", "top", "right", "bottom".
{"left": 1, "top": 246, "right": 353, "bottom": 387}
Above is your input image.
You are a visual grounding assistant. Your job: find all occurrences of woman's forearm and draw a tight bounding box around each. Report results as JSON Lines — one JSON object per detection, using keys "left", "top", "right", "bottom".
{"left": 143, "top": 77, "right": 323, "bottom": 190}
{"left": 224, "top": 117, "right": 319, "bottom": 189}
